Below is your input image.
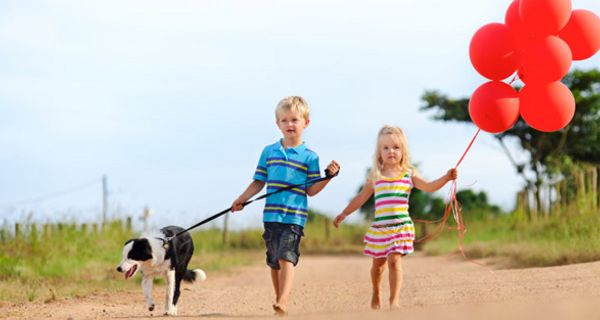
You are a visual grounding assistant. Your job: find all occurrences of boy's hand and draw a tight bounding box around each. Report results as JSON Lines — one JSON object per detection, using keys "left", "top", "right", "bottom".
{"left": 446, "top": 168, "right": 458, "bottom": 181}
{"left": 333, "top": 213, "right": 346, "bottom": 228}
{"left": 231, "top": 197, "right": 247, "bottom": 212}
{"left": 325, "top": 160, "right": 340, "bottom": 177}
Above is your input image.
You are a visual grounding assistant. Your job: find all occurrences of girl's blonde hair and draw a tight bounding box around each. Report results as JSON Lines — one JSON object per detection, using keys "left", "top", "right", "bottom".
{"left": 369, "top": 125, "right": 413, "bottom": 182}
{"left": 275, "top": 96, "right": 310, "bottom": 121}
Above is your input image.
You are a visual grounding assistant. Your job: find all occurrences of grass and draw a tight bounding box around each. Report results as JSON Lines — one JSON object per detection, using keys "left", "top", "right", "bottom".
{"left": 0, "top": 215, "right": 365, "bottom": 304}
{"left": 0, "top": 221, "right": 264, "bottom": 303}
{"left": 14, "top": 204, "right": 600, "bottom": 303}
{"left": 303, "top": 214, "right": 366, "bottom": 254}
{"left": 0, "top": 221, "right": 137, "bottom": 303}
{"left": 422, "top": 209, "right": 600, "bottom": 268}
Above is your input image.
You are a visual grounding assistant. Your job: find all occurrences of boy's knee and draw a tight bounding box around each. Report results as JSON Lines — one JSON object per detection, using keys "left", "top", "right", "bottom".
{"left": 280, "top": 250, "right": 298, "bottom": 263}
{"left": 278, "top": 258, "right": 294, "bottom": 267}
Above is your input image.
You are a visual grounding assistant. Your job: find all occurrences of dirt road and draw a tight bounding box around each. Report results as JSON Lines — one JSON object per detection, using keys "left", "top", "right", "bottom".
{"left": 3, "top": 254, "right": 600, "bottom": 320}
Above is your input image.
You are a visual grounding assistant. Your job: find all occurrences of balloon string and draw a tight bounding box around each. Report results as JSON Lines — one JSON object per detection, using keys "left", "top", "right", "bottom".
{"left": 455, "top": 128, "right": 480, "bottom": 168}
{"left": 508, "top": 73, "right": 518, "bottom": 86}
{"left": 414, "top": 129, "right": 488, "bottom": 268}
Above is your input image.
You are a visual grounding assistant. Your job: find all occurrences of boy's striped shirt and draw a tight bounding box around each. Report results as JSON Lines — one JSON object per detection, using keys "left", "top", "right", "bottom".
{"left": 253, "top": 140, "right": 321, "bottom": 227}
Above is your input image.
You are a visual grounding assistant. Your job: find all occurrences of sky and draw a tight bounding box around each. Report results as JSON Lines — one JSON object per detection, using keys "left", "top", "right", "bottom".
{"left": 1, "top": 0, "right": 599, "bottom": 231}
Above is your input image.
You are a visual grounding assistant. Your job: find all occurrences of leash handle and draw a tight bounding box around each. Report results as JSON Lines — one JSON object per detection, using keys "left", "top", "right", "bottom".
{"left": 166, "top": 169, "right": 339, "bottom": 241}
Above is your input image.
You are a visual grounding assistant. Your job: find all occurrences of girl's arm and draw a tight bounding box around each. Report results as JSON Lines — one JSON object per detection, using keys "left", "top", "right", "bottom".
{"left": 333, "top": 180, "right": 374, "bottom": 228}
{"left": 231, "top": 180, "right": 266, "bottom": 212}
{"left": 412, "top": 168, "right": 458, "bottom": 193}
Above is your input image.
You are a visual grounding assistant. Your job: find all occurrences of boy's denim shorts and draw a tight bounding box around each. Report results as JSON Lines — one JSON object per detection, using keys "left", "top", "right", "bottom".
{"left": 262, "top": 222, "right": 304, "bottom": 270}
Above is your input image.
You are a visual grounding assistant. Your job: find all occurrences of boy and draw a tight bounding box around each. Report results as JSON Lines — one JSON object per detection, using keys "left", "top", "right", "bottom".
{"left": 231, "top": 96, "right": 340, "bottom": 316}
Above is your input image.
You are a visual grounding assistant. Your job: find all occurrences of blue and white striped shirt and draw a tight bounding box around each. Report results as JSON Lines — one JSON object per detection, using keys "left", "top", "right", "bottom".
{"left": 253, "top": 139, "right": 321, "bottom": 227}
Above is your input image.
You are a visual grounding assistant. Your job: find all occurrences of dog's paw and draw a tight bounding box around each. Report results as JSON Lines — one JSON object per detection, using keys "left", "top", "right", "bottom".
{"left": 148, "top": 304, "right": 155, "bottom": 312}
{"left": 164, "top": 306, "right": 178, "bottom": 316}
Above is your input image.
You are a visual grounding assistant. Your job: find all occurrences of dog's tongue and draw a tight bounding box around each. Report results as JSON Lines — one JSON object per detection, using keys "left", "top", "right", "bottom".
{"left": 125, "top": 265, "right": 137, "bottom": 279}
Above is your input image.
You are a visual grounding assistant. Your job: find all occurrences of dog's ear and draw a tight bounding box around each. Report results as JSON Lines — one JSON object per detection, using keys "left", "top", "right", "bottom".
{"left": 124, "top": 239, "right": 135, "bottom": 245}
{"left": 128, "top": 239, "right": 153, "bottom": 261}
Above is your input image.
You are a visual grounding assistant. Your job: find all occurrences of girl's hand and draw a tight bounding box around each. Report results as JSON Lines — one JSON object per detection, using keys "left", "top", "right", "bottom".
{"left": 446, "top": 168, "right": 458, "bottom": 181}
{"left": 333, "top": 213, "right": 346, "bottom": 228}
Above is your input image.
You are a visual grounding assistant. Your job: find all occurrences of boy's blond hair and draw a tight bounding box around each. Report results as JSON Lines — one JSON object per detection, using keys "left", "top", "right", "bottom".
{"left": 275, "top": 96, "right": 310, "bottom": 121}
{"left": 369, "top": 125, "right": 414, "bottom": 182}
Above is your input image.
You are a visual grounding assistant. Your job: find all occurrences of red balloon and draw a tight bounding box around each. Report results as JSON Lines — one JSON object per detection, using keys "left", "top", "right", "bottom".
{"left": 505, "top": 0, "right": 532, "bottom": 50}
{"left": 519, "top": 0, "right": 572, "bottom": 35}
{"left": 505, "top": 0, "right": 523, "bottom": 33}
{"left": 517, "top": 66, "right": 527, "bottom": 83}
{"left": 469, "top": 23, "right": 519, "bottom": 81}
{"left": 469, "top": 81, "right": 520, "bottom": 133}
{"left": 559, "top": 9, "right": 600, "bottom": 60}
{"left": 520, "top": 35, "right": 572, "bottom": 84}
{"left": 519, "top": 81, "right": 575, "bottom": 132}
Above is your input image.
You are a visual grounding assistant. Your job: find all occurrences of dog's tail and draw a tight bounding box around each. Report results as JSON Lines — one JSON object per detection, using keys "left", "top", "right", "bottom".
{"left": 183, "top": 269, "right": 207, "bottom": 283}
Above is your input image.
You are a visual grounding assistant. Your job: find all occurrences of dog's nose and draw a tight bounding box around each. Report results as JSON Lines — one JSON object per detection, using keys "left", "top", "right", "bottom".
{"left": 117, "top": 266, "right": 122, "bottom": 272}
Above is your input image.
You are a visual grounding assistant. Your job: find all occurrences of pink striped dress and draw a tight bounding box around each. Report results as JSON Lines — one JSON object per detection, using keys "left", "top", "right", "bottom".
{"left": 363, "top": 170, "right": 415, "bottom": 258}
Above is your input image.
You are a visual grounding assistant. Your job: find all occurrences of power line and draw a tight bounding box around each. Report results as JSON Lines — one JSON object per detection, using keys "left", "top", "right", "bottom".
{"left": 0, "top": 178, "right": 102, "bottom": 207}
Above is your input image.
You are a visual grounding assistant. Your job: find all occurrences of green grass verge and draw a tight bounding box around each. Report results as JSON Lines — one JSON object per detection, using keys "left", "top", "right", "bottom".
{"left": 0, "top": 216, "right": 366, "bottom": 303}
{"left": 423, "top": 210, "right": 600, "bottom": 268}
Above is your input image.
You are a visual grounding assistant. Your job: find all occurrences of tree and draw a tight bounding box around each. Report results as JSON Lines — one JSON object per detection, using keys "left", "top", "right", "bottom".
{"left": 420, "top": 69, "right": 600, "bottom": 218}
{"left": 455, "top": 189, "right": 502, "bottom": 219}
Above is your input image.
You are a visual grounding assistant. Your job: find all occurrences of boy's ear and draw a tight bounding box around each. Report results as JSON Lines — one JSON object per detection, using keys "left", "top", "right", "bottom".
{"left": 305, "top": 118, "right": 310, "bottom": 127}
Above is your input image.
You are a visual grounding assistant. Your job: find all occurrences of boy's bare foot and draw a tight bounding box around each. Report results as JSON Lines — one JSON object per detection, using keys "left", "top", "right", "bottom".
{"left": 390, "top": 301, "right": 400, "bottom": 310}
{"left": 371, "top": 294, "right": 381, "bottom": 310}
{"left": 273, "top": 303, "right": 288, "bottom": 316}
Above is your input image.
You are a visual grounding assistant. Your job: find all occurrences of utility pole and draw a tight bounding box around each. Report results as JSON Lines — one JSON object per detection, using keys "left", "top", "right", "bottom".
{"left": 102, "top": 175, "right": 108, "bottom": 224}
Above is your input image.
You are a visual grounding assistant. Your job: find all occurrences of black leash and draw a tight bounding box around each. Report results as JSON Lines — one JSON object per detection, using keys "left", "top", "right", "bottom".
{"left": 164, "top": 170, "right": 339, "bottom": 242}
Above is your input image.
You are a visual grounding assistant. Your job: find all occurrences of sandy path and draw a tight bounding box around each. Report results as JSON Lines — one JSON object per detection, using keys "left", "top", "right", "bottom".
{"left": 3, "top": 253, "right": 600, "bottom": 320}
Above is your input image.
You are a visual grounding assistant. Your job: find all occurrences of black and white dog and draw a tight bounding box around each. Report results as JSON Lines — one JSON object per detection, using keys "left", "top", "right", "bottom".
{"left": 116, "top": 226, "right": 206, "bottom": 316}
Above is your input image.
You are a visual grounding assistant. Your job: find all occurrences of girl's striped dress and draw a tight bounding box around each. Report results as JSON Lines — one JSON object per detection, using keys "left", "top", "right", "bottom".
{"left": 363, "top": 171, "right": 416, "bottom": 258}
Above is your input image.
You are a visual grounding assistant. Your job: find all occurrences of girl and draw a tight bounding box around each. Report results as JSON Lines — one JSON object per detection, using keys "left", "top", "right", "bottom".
{"left": 333, "top": 125, "right": 457, "bottom": 310}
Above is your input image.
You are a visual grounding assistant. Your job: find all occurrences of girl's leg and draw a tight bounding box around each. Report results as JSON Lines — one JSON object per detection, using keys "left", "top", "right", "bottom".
{"left": 270, "top": 268, "right": 280, "bottom": 301}
{"left": 387, "top": 253, "right": 403, "bottom": 309}
{"left": 274, "top": 259, "right": 295, "bottom": 314}
{"left": 370, "top": 258, "right": 387, "bottom": 309}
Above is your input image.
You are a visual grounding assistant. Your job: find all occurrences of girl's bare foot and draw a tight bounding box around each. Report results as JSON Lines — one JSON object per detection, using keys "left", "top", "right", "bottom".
{"left": 371, "top": 294, "right": 381, "bottom": 310}
{"left": 390, "top": 301, "right": 400, "bottom": 310}
{"left": 273, "top": 303, "right": 288, "bottom": 316}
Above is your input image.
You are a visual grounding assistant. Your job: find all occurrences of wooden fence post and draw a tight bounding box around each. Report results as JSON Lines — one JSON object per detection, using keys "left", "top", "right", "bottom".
{"left": 15, "top": 223, "right": 21, "bottom": 242}
{"left": 577, "top": 169, "right": 581, "bottom": 213}
{"left": 57, "top": 223, "right": 64, "bottom": 237}
{"left": 222, "top": 213, "right": 229, "bottom": 246}
{"left": 516, "top": 191, "right": 525, "bottom": 212}
{"left": 590, "top": 167, "right": 598, "bottom": 211}
{"left": 43, "top": 224, "right": 52, "bottom": 238}
{"left": 30, "top": 223, "right": 38, "bottom": 243}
